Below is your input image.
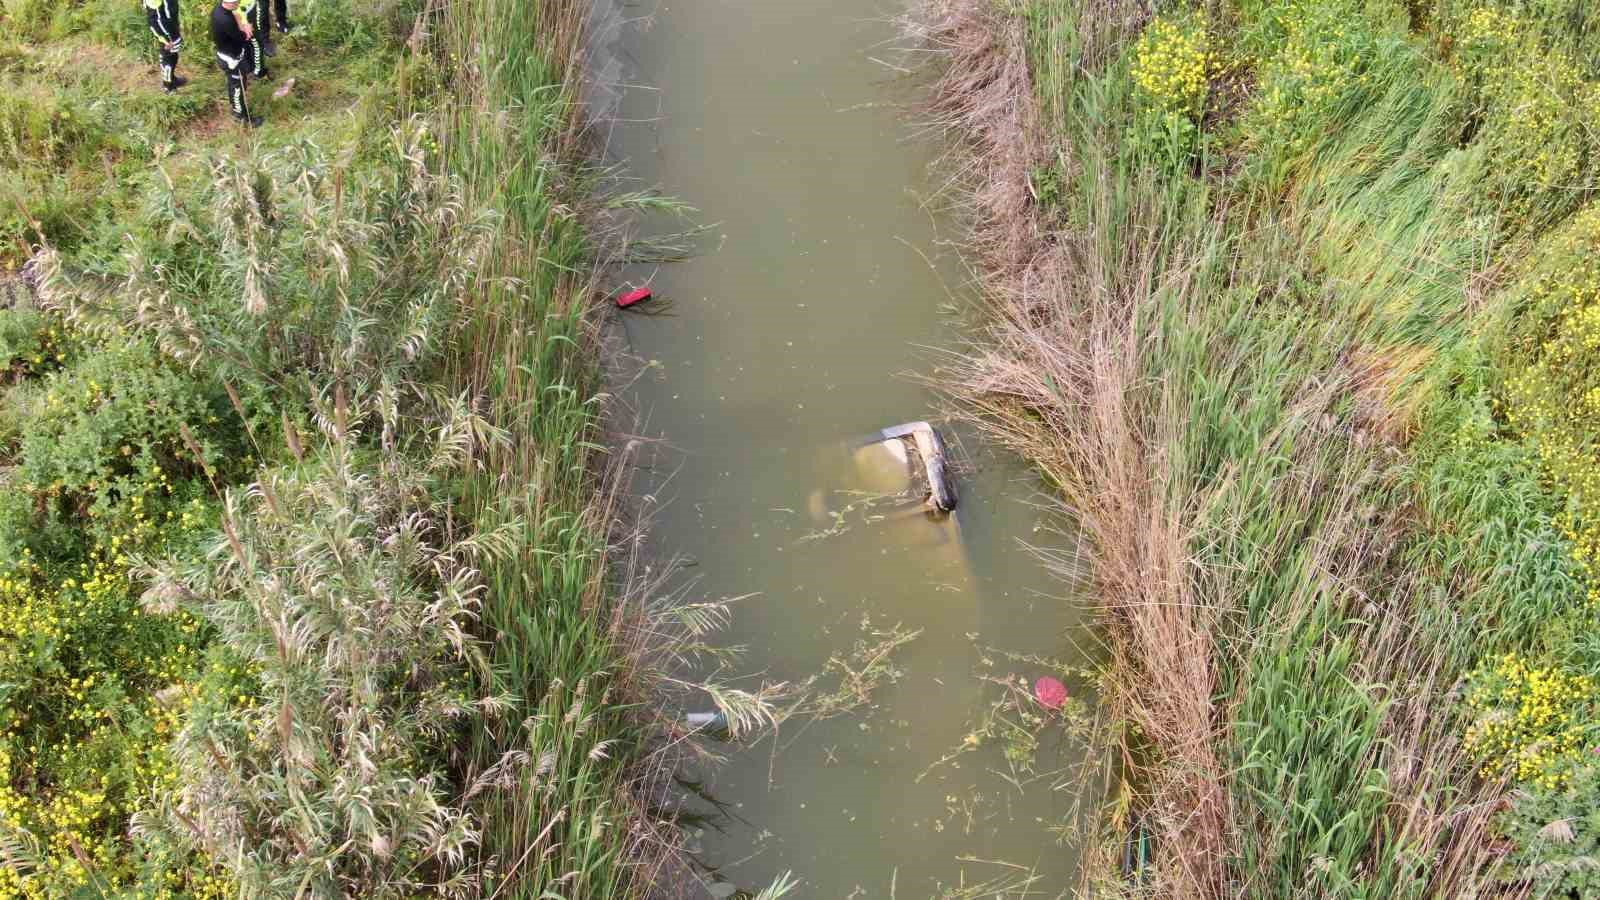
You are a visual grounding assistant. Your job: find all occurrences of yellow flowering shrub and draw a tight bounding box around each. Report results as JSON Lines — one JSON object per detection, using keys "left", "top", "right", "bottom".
{"left": 1128, "top": 15, "right": 1214, "bottom": 167}
{"left": 1240, "top": 0, "right": 1390, "bottom": 163}
{"left": 0, "top": 528, "right": 235, "bottom": 896}
{"left": 1446, "top": 4, "right": 1600, "bottom": 234}
{"left": 0, "top": 319, "right": 250, "bottom": 896}
{"left": 0, "top": 311, "right": 70, "bottom": 393}
{"left": 1481, "top": 55, "right": 1599, "bottom": 228}
{"left": 1453, "top": 5, "right": 1521, "bottom": 60}
{"left": 1132, "top": 17, "right": 1211, "bottom": 120}
{"left": 1501, "top": 206, "right": 1600, "bottom": 601}
{"left": 1462, "top": 653, "right": 1595, "bottom": 791}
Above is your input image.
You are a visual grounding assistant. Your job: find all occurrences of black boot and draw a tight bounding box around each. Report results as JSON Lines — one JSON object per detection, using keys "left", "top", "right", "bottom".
{"left": 235, "top": 114, "right": 263, "bottom": 128}
{"left": 275, "top": 19, "right": 293, "bottom": 33}
{"left": 164, "top": 74, "right": 189, "bottom": 93}
{"left": 262, "top": 40, "right": 277, "bottom": 57}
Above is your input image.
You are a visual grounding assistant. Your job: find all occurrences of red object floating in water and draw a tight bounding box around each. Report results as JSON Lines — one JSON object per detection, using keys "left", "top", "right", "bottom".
{"left": 617, "top": 287, "right": 652, "bottom": 308}
{"left": 1034, "top": 676, "right": 1067, "bottom": 710}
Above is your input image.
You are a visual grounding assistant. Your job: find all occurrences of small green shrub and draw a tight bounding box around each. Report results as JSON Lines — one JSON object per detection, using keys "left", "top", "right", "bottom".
{"left": 0, "top": 89, "right": 109, "bottom": 170}
{"left": 132, "top": 393, "right": 515, "bottom": 898}
{"left": 297, "top": 0, "right": 384, "bottom": 55}
{"left": 0, "top": 0, "right": 73, "bottom": 43}
{"left": 83, "top": 0, "right": 164, "bottom": 54}
{"left": 13, "top": 339, "right": 238, "bottom": 515}
{"left": 1494, "top": 756, "right": 1600, "bottom": 896}
{"left": 1127, "top": 14, "right": 1212, "bottom": 169}
{"left": 0, "top": 306, "right": 73, "bottom": 387}
{"left": 42, "top": 127, "right": 494, "bottom": 404}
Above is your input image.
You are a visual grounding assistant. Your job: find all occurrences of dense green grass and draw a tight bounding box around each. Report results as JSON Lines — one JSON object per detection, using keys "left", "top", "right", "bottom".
{"left": 430, "top": 0, "right": 656, "bottom": 892}
{"left": 0, "top": 0, "right": 700, "bottom": 893}
{"left": 935, "top": 0, "right": 1600, "bottom": 894}
{"left": 0, "top": 0, "right": 409, "bottom": 263}
{"left": 0, "top": 0, "right": 438, "bottom": 892}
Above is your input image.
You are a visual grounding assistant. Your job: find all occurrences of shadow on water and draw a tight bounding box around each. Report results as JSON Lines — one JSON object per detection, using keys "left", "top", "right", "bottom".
{"left": 587, "top": 0, "right": 1105, "bottom": 895}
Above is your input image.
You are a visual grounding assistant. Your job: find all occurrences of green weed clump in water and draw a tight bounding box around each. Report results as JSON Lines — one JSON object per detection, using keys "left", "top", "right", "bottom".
{"left": 923, "top": 0, "right": 1600, "bottom": 894}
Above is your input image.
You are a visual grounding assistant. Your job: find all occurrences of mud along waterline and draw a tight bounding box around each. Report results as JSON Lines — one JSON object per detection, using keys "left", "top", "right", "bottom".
{"left": 595, "top": 1, "right": 1098, "bottom": 893}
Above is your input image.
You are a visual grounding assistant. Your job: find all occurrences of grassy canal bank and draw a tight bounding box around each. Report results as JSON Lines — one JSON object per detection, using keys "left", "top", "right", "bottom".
{"left": 0, "top": 0, "right": 741, "bottom": 895}
{"left": 921, "top": 0, "right": 1600, "bottom": 894}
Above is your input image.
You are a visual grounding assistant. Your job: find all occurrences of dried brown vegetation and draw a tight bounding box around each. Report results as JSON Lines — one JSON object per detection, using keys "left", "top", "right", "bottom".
{"left": 909, "top": 0, "right": 1519, "bottom": 895}
{"left": 910, "top": 0, "right": 1231, "bottom": 890}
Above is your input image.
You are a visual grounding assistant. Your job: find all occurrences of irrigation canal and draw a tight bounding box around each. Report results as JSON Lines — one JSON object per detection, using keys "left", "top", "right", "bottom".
{"left": 596, "top": 2, "right": 1097, "bottom": 894}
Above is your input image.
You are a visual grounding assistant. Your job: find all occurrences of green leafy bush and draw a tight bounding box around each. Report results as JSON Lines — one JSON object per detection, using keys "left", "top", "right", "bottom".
{"left": 1495, "top": 757, "right": 1600, "bottom": 895}
{"left": 1127, "top": 14, "right": 1212, "bottom": 169}
{"left": 15, "top": 339, "right": 235, "bottom": 507}
{"left": 0, "top": 305, "right": 72, "bottom": 386}
{"left": 132, "top": 392, "right": 516, "bottom": 897}
{"left": 0, "top": 310, "right": 236, "bottom": 896}
{"left": 297, "top": 0, "right": 385, "bottom": 55}
{"left": 0, "top": 0, "right": 73, "bottom": 43}
{"left": 43, "top": 127, "right": 493, "bottom": 405}
{"left": 0, "top": 89, "right": 111, "bottom": 171}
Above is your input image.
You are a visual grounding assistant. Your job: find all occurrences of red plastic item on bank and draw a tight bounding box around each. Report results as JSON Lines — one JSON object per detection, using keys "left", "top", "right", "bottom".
{"left": 617, "top": 287, "right": 653, "bottom": 308}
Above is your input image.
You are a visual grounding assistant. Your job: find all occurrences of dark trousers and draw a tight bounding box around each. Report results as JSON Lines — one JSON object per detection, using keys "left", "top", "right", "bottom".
{"left": 246, "top": 1, "right": 266, "bottom": 36}
{"left": 243, "top": 4, "right": 267, "bottom": 75}
{"left": 158, "top": 45, "right": 179, "bottom": 88}
{"left": 217, "top": 53, "right": 250, "bottom": 120}
{"left": 249, "top": 0, "right": 289, "bottom": 35}
{"left": 146, "top": 5, "right": 181, "bottom": 89}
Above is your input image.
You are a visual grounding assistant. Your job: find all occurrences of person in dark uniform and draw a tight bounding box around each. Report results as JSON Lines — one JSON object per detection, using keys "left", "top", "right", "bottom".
{"left": 144, "top": 0, "right": 187, "bottom": 93}
{"left": 234, "top": 0, "right": 272, "bottom": 77}
{"left": 210, "top": 0, "right": 262, "bottom": 127}
{"left": 250, "top": 0, "right": 294, "bottom": 46}
{"left": 240, "top": 0, "right": 275, "bottom": 60}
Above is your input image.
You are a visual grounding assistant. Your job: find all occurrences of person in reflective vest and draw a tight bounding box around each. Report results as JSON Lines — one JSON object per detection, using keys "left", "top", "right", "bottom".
{"left": 144, "top": 0, "right": 186, "bottom": 93}
{"left": 236, "top": 0, "right": 272, "bottom": 77}
{"left": 210, "top": 0, "right": 262, "bottom": 127}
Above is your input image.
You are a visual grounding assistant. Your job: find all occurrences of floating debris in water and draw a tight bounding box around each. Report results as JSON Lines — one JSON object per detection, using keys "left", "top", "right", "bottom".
{"left": 1033, "top": 676, "right": 1067, "bottom": 710}
{"left": 616, "top": 286, "right": 653, "bottom": 308}
{"left": 853, "top": 421, "right": 957, "bottom": 513}
{"left": 685, "top": 710, "right": 728, "bottom": 734}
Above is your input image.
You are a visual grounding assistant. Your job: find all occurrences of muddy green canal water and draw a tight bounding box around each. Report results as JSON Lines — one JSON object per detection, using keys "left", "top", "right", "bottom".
{"left": 595, "top": 2, "right": 1098, "bottom": 895}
